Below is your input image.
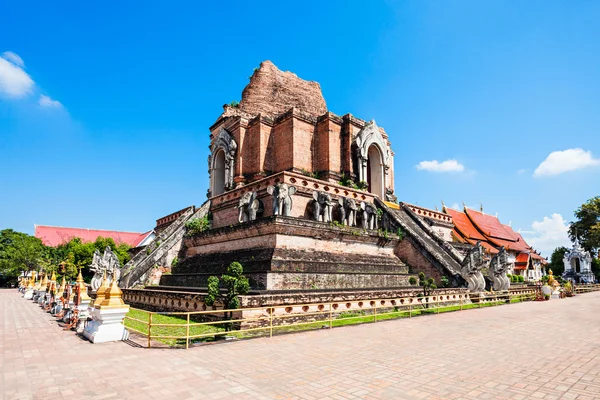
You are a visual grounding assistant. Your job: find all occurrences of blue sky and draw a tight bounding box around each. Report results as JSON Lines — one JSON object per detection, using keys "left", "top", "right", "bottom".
{"left": 1, "top": 1, "right": 599, "bottom": 256}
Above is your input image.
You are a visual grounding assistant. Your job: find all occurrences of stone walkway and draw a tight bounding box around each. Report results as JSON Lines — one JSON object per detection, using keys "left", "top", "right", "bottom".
{"left": 1, "top": 289, "right": 599, "bottom": 400}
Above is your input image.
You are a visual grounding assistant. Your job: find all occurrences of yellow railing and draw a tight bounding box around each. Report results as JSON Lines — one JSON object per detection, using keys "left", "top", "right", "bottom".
{"left": 574, "top": 284, "right": 600, "bottom": 294}
{"left": 124, "top": 290, "right": 538, "bottom": 349}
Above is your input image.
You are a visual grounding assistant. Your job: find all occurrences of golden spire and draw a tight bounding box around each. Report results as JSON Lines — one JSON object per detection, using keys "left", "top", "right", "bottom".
{"left": 93, "top": 272, "right": 109, "bottom": 307}
{"left": 28, "top": 271, "right": 36, "bottom": 288}
{"left": 99, "top": 279, "right": 126, "bottom": 308}
{"left": 75, "top": 268, "right": 91, "bottom": 302}
{"left": 60, "top": 275, "right": 66, "bottom": 297}
{"left": 50, "top": 270, "right": 57, "bottom": 282}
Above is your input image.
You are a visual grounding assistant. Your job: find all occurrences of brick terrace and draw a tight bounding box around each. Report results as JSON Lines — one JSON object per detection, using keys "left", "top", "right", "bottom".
{"left": 1, "top": 289, "right": 599, "bottom": 400}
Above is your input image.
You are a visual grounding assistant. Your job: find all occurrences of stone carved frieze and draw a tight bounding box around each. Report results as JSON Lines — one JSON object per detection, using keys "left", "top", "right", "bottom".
{"left": 353, "top": 120, "right": 391, "bottom": 184}
{"left": 90, "top": 246, "right": 122, "bottom": 292}
{"left": 209, "top": 127, "right": 238, "bottom": 192}
{"left": 338, "top": 196, "right": 359, "bottom": 227}
{"left": 238, "top": 191, "right": 263, "bottom": 223}
{"left": 459, "top": 242, "right": 487, "bottom": 292}
{"left": 267, "top": 183, "right": 297, "bottom": 217}
{"left": 360, "top": 201, "right": 378, "bottom": 230}
{"left": 312, "top": 191, "right": 333, "bottom": 223}
{"left": 489, "top": 246, "right": 510, "bottom": 291}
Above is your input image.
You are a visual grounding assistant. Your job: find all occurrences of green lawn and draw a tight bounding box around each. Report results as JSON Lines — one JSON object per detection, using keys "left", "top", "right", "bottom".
{"left": 124, "top": 297, "right": 535, "bottom": 347}
{"left": 124, "top": 308, "right": 226, "bottom": 346}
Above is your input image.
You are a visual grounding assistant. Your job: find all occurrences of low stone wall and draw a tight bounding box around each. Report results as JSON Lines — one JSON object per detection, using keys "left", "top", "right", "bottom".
{"left": 123, "top": 287, "right": 472, "bottom": 329}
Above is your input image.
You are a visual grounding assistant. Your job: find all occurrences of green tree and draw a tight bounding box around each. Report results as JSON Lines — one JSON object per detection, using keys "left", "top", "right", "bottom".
{"left": 0, "top": 229, "right": 47, "bottom": 280}
{"left": 204, "top": 262, "right": 250, "bottom": 331}
{"left": 548, "top": 246, "right": 569, "bottom": 276}
{"left": 569, "top": 196, "right": 600, "bottom": 255}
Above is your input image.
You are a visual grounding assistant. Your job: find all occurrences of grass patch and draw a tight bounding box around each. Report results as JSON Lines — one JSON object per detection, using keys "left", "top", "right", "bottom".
{"left": 124, "top": 308, "right": 226, "bottom": 346}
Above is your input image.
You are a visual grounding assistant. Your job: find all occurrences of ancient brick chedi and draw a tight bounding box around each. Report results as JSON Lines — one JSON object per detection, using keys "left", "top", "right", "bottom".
{"left": 122, "top": 61, "right": 495, "bottom": 294}
{"left": 207, "top": 60, "right": 396, "bottom": 203}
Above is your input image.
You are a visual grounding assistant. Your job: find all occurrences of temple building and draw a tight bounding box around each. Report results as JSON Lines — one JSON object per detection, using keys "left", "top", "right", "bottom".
{"left": 35, "top": 225, "right": 153, "bottom": 248}
{"left": 562, "top": 238, "right": 595, "bottom": 283}
{"left": 441, "top": 205, "right": 546, "bottom": 280}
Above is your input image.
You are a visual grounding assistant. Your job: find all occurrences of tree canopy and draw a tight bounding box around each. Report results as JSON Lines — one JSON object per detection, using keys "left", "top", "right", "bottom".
{"left": 569, "top": 196, "right": 600, "bottom": 255}
{"left": 548, "top": 246, "right": 568, "bottom": 276}
{"left": 0, "top": 229, "right": 131, "bottom": 283}
{"left": 0, "top": 229, "right": 46, "bottom": 280}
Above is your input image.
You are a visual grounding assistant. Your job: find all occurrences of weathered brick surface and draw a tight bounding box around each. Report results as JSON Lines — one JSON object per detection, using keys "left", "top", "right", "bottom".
{"left": 240, "top": 60, "right": 327, "bottom": 118}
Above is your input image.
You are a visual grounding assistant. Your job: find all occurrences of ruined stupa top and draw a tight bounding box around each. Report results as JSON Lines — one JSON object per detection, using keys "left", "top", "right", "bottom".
{"left": 236, "top": 60, "right": 327, "bottom": 119}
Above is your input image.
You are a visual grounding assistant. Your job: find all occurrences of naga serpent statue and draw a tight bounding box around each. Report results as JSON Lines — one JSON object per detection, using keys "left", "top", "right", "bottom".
{"left": 489, "top": 246, "right": 511, "bottom": 291}
{"left": 459, "top": 241, "right": 487, "bottom": 292}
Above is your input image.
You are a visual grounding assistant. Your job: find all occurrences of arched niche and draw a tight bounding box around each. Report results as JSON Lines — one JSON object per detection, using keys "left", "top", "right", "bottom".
{"left": 212, "top": 149, "right": 226, "bottom": 196}
{"left": 354, "top": 120, "right": 391, "bottom": 199}
{"left": 208, "top": 127, "right": 237, "bottom": 197}
{"left": 367, "top": 144, "right": 384, "bottom": 199}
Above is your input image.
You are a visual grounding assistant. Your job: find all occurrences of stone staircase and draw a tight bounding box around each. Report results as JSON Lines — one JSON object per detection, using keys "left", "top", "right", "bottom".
{"left": 376, "top": 198, "right": 464, "bottom": 279}
{"left": 119, "top": 201, "right": 211, "bottom": 288}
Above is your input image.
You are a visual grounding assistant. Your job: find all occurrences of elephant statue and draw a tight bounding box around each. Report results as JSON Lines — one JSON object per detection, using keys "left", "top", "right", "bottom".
{"left": 267, "top": 183, "right": 297, "bottom": 217}
{"left": 338, "top": 196, "right": 359, "bottom": 227}
{"left": 360, "top": 201, "right": 378, "bottom": 230}
{"left": 312, "top": 191, "right": 333, "bottom": 222}
{"left": 238, "top": 191, "right": 263, "bottom": 223}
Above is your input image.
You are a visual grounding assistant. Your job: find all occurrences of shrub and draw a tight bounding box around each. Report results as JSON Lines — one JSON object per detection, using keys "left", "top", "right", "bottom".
{"left": 408, "top": 276, "right": 417, "bottom": 286}
{"left": 517, "top": 275, "right": 524, "bottom": 283}
{"left": 440, "top": 276, "right": 450, "bottom": 288}
{"left": 185, "top": 216, "right": 210, "bottom": 236}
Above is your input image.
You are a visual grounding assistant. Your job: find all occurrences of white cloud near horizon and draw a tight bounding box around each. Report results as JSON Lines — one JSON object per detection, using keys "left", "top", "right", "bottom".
{"left": 39, "top": 94, "right": 63, "bottom": 108}
{"left": 0, "top": 52, "right": 34, "bottom": 98}
{"left": 522, "top": 213, "right": 570, "bottom": 257}
{"left": 534, "top": 148, "right": 600, "bottom": 177}
{"left": 416, "top": 159, "right": 465, "bottom": 173}
{"left": 2, "top": 51, "right": 25, "bottom": 67}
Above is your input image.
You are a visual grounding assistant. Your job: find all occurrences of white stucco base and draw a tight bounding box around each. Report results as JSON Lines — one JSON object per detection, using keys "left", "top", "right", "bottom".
{"left": 83, "top": 306, "right": 130, "bottom": 344}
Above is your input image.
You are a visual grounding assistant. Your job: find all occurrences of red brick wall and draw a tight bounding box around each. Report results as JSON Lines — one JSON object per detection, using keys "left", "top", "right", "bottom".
{"left": 274, "top": 117, "right": 294, "bottom": 172}
{"left": 292, "top": 118, "right": 314, "bottom": 172}
{"left": 395, "top": 239, "right": 445, "bottom": 283}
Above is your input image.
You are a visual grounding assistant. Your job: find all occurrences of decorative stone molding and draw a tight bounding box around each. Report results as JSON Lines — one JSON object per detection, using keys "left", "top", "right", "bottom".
{"left": 353, "top": 120, "right": 391, "bottom": 183}
{"left": 209, "top": 127, "right": 238, "bottom": 193}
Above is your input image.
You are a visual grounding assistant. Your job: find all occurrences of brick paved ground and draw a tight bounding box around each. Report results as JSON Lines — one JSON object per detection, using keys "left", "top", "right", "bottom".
{"left": 1, "top": 289, "right": 599, "bottom": 400}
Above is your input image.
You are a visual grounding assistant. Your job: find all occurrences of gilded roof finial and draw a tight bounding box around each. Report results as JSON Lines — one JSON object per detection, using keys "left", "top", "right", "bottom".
{"left": 99, "top": 278, "right": 126, "bottom": 308}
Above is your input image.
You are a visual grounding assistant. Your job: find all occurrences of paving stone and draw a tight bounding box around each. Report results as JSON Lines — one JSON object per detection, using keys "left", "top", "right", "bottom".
{"left": 1, "top": 289, "right": 600, "bottom": 399}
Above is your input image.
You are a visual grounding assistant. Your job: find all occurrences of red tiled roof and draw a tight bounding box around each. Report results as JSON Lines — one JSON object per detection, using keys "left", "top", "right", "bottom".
{"left": 445, "top": 208, "right": 487, "bottom": 241}
{"left": 465, "top": 208, "right": 515, "bottom": 240}
{"left": 445, "top": 208, "right": 498, "bottom": 254}
{"left": 515, "top": 253, "right": 530, "bottom": 264}
{"left": 35, "top": 225, "right": 150, "bottom": 248}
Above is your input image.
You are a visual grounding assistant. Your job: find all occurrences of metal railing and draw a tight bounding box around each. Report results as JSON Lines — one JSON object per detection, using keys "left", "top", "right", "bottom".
{"left": 124, "top": 290, "right": 538, "bottom": 349}
{"left": 574, "top": 284, "right": 600, "bottom": 294}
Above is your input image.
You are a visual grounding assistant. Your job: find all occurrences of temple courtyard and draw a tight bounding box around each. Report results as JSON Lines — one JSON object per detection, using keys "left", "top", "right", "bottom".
{"left": 0, "top": 290, "right": 598, "bottom": 399}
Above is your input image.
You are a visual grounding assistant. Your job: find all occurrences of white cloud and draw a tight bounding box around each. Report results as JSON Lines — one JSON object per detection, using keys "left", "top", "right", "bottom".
{"left": 416, "top": 159, "right": 465, "bottom": 173}
{"left": 0, "top": 53, "right": 34, "bottom": 98}
{"left": 534, "top": 148, "right": 600, "bottom": 177}
{"left": 521, "top": 213, "right": 570, "bottom": 256}
{"left": 39, "top": 94, "right": 62, "bottom": 108}
{"left": 2, "top": 51, "right": 25, "bottom": 67}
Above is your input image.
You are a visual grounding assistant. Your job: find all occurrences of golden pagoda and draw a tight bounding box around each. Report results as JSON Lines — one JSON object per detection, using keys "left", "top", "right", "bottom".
{"left": 75, "top": 268, "right": 91, "bottom": 303}
{"left": 28, "top": 271, "right": 36, "bottom": 288}
{"left": 93, "top": 273, "right": 109, "bottom": 308}
{"left": 99, "top": 279, "right": 127, "bottom": 308}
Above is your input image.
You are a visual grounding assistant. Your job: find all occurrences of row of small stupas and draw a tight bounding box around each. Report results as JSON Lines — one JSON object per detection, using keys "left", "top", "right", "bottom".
{"left": 402, "top": 202, "right": 547, "bottom": 280}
